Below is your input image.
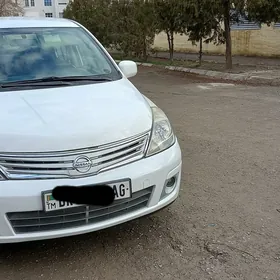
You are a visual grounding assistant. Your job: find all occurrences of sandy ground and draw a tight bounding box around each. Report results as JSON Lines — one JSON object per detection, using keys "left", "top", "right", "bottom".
{"left": 0, "top": 67, "right": 280, "bottom": 280}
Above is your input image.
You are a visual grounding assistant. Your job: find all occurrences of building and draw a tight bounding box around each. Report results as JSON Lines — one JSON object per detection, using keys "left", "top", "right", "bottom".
{"left": 23, "top": 0, "right": 69, "bottom": 18}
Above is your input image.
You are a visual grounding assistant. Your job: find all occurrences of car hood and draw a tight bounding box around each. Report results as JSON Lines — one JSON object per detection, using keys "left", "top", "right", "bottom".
{"left": 0, "top": 79, "right": 152, "bottom": 152}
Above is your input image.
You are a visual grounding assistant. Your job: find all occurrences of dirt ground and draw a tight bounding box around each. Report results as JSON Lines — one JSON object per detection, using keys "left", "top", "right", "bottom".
{"left": 1, "top": 67, "right": 280, "bottom": 280}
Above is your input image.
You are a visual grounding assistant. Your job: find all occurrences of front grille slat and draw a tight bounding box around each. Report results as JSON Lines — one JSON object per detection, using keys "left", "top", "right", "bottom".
{"left": 13, "top": 215, "right": 87, "bottom": 228}
{"left": 0, "top": 132, "right": 149, "bottom": 159}
{"left": 6, "top": 169, "right": 71, "bottom": 178}
{"left": 91, "top": 142, "right": 145, "bottom": 165}
{"left": 96, "top": 150, "right": 143, "bottom": 172}
{"left": 9, "top": 210, "right": 87, "bottom": 221}
{"left": 7, "top": 186, "right": 153, "bottom": 234}
{"left": 0, "top": 161, "right": 73, "bottom": 170}
{"left": 88, "top": 196, "right": 149, "bottom": 220}
{"left": 0, "top": 132, "right": 150, "bottom": 180}
{"left": 9, "top": 189, "right": 151, "bottom": 222}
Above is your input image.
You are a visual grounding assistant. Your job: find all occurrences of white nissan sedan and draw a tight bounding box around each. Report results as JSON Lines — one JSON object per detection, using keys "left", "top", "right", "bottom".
{"left": 0, "top": 17, "right": 182, "bottom": 243}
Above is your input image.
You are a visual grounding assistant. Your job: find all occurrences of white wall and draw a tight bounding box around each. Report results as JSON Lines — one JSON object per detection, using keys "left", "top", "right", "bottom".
{"left": 23, "top": 0, "right": 69, "bottom": 18}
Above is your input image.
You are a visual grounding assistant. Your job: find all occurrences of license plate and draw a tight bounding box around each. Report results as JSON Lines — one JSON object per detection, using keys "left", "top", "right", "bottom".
{"left": 42, "top": 179, "right": 131, "bottom": 212}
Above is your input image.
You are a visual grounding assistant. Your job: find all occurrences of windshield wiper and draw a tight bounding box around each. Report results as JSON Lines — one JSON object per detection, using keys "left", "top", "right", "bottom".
{"left": 26, "top": 76, "right": 113, "bottom": 83}
{"left": 44, "top": 76, "right": 113, "bottom": 82}
{"left": 0, "top": 76, "right": 113, "bottom": 88}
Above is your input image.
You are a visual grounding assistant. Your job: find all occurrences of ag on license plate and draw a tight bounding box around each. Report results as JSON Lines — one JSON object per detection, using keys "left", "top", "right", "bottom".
{"left": 42, "top": 180, "right": 131, "bottom": 212}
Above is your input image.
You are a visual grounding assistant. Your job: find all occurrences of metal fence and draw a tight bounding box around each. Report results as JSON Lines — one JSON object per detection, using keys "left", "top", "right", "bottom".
{"left": 230, "top": 20, "right": 261, "bottom": 30}
{"left": 230, "top": 13, "right": 261, "bottom": 31}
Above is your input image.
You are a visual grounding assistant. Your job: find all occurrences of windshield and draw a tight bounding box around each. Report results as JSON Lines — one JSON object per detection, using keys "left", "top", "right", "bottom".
{"left": 0, "top": 27, "right": 121, "bottom": 86}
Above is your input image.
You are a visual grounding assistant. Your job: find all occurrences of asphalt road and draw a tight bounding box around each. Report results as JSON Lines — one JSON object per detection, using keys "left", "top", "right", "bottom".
{"left": 1, "top": 68, "right": 280, "bottom": 280}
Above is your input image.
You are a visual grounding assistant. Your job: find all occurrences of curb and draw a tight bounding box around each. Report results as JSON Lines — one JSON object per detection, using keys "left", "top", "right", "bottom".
{"left": 165, "top": 66, "right": 256, "bottom": 83}
{"left": 115, "top": 60, "right": 279, "bottom": 84}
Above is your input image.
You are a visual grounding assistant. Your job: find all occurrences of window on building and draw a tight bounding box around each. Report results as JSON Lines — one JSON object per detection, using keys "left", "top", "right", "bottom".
{"left": 31, "top": 0, "right": 35, "bottom": 6}
{"left": 59, "top": 12, "right": 64, "bottom": 18}
{"left": 58, "top": 2, "right": 67, "bottom": 5}
{"left": 25, "top": 0, "right": 29, "bottom": 7}
{"left": 274, "top": 23, "right": 280, "bottom": 29}
{"left": 230, "top": 12, "right": 261, "bottom": 31}
{"left": 44, "top": 0, "right": 52, "bottom": 6}
{"left": 45, "top": 13, "right": 53, "bottom": 17}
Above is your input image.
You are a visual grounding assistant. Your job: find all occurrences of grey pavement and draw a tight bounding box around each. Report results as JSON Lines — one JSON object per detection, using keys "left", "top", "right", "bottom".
{"left": 117, "top": 59, "right": 280, "bottom": 85}
{"left": 1, "top": 68, "right": 280, "bottom": 280}
{"left": 164, "top": 65, "right": 280, "bottom": 85}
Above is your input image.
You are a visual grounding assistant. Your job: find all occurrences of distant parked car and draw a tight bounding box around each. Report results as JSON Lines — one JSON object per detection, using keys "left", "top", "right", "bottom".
{"left": 0, "top": 17, "right": 182, "bottom": 243}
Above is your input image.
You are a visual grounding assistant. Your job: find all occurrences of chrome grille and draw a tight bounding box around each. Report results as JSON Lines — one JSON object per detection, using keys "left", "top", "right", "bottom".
{"left": 0, "top": 132, "right": 150, "bottom": 180}
{"left": 7, "top": 186, "right": 153, "bottom": 234}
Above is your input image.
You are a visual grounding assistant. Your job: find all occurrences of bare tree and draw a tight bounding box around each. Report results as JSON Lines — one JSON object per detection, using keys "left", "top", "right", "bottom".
{"left": 0, "top": 0, "right": 24, "bottom": 16}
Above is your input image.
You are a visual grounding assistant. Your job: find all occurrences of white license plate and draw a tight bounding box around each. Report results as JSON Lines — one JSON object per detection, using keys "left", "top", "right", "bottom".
{"left": 42, "top": 180, "right": 131, "bottom": 212}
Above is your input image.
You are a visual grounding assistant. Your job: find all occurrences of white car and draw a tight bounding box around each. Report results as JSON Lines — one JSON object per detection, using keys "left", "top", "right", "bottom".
{"left": 0, "top": 17, "right": 182, "bottom": 243}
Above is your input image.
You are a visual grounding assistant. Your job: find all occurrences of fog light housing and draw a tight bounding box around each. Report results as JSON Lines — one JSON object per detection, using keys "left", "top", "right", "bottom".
{"left": 165, "top": 176, "right": 176, "bottom": 194}
{"left": 160, "top": 174, "right": 178, "bottom": 200}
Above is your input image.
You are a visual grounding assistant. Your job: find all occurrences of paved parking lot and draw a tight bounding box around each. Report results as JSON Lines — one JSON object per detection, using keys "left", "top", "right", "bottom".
{"left": 1, "top": 67, "right": 280, "bottom": 280}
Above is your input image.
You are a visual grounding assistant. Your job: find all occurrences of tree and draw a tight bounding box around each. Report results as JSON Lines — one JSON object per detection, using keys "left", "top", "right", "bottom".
{"left": 64, "top": 0, "right": 156, "bottom": 61}
{"left": 63, "top": 0, "right": 113, "bottom": 48}
{"left": 213, "top": 0, "right": 280, "bottom": 70}
{"left": 222, "top": 0, "right": 280, "bottom": 69}
{"left": 111, "top": 0, "right": 157, "bottom": 60}
{"left": 0, "top": 0, "right": 23, "bottom": 16}
{"left": 182, "top": 0, "right": 244, "bottom": 69}
{"left": 153, "top": 0, "right": 188, "bottom": 62}
{"left": 207, "top": 0, "right": 245, "bottom": 70}
{"left": 186, "top": 0, "right": 224, "bottom": 65}
{"left": 110, "top": 0, "right": 134, "bottom": 57}
{"left": 222, "top": 0, "right": 233, "bottom": 69}
{"left": 152, "top": 0, "right": 243, "bottom": 69}
{"left": 246, "top": 0, "right": 280, "bottom": 25}
{"left": 130, "top": 0, "right": 157, "bottom": 60}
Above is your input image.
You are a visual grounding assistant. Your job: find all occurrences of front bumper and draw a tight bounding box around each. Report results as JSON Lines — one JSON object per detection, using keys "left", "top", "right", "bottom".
{"left": 0, "top": 141, "right": 182, "bottom": 243}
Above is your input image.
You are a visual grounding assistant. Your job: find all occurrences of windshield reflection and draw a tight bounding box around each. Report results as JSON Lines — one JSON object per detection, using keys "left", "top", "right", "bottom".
{"left": 0, "top": 27, "right": 120, "bottom": 84}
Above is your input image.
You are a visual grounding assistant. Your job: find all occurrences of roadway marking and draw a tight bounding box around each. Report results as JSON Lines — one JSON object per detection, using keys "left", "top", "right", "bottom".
{"left": 197, "top": 83, "right": 236, "bottom": 90}
{"left": 208, "top": 83, "right": 235, "bottom": 87}
{"left": 197, "top": 85, "right": 211, "bottom": 90}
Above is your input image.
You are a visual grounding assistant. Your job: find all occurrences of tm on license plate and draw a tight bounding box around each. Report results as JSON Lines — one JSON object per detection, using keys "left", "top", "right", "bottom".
{"left": 42, "top": 180, "right": 132, "bottom": 212}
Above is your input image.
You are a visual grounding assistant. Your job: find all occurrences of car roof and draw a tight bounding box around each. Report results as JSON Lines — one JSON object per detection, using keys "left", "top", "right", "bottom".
{"left": 0, "top": 17, "right": 79, "bottom": 29}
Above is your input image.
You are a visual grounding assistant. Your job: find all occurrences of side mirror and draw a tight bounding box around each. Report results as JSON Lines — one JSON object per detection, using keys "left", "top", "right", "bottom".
{"left": 118, "top": 60, "right": 137, "bottom": 78}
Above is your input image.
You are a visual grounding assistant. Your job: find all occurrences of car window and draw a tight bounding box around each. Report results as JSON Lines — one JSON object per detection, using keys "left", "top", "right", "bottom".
{"left": 0, "top": 27, "right": 121, "bottom": 84}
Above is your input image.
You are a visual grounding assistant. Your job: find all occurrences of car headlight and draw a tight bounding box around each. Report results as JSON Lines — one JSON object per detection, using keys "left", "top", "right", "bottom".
{"left": 0, "top": 171, "right": 6, "bottom": 180}
{"left": 146, "top": 106, "right": 175, "bottom": 156}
